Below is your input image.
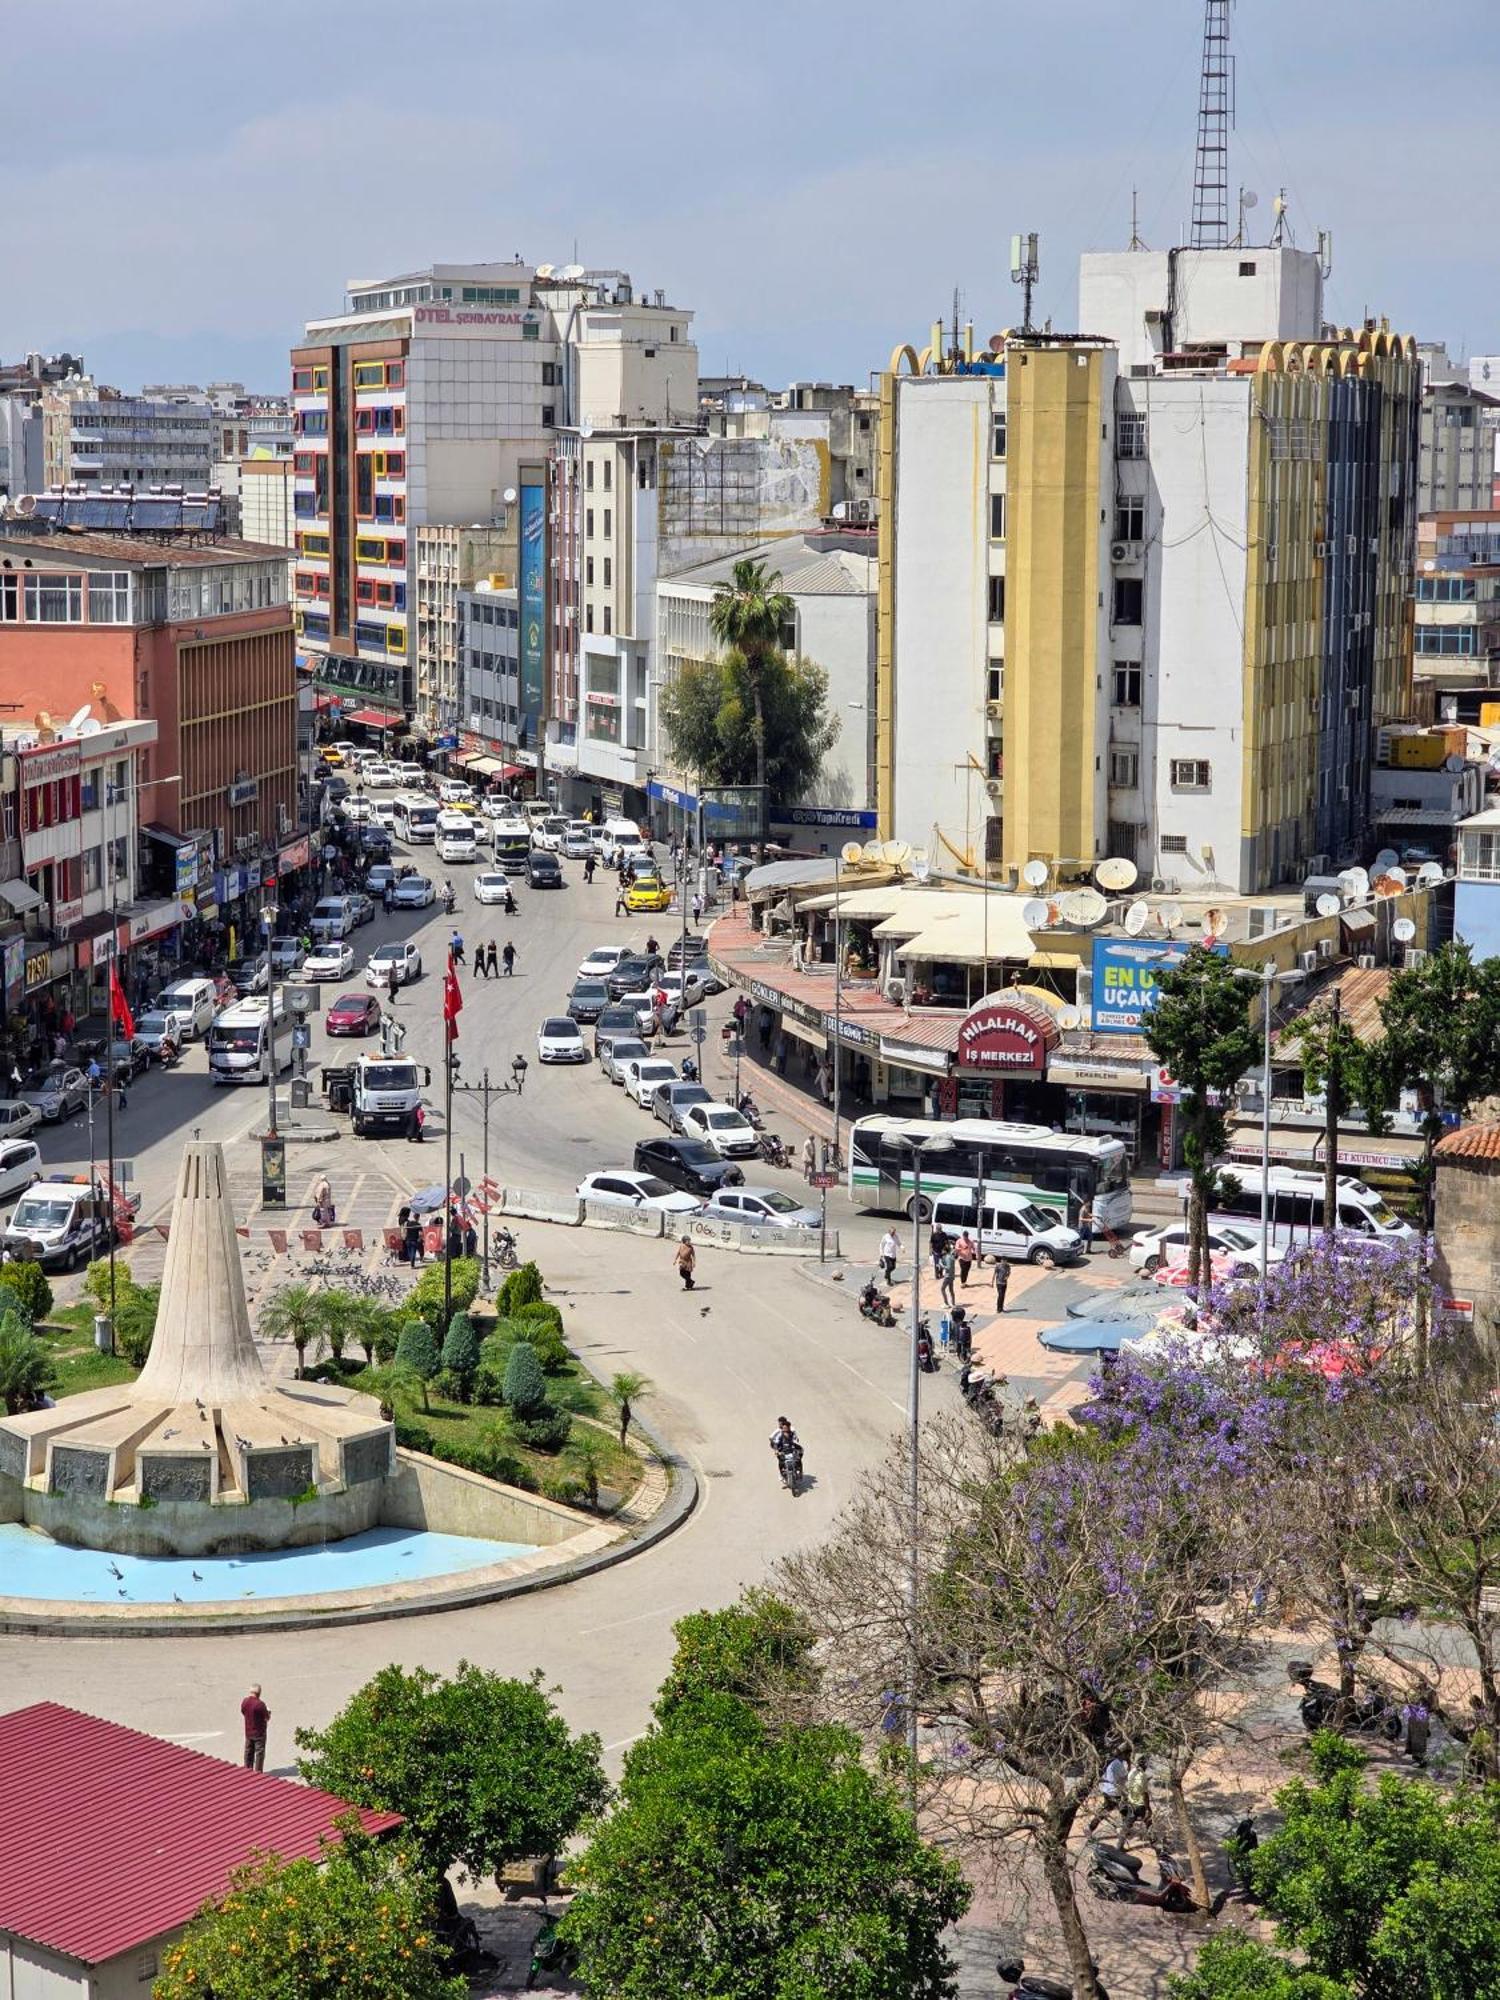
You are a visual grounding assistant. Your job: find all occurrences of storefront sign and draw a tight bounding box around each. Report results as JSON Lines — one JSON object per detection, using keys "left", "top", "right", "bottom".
{"left": 647, "top": 779, "right": 698, "bottom": 813}
{"left": 279, "top": 836, "right": 311, "bottom": 871}
{"left": 956, "top": 997, "right": 1060, "bottom": 1074}
{"left": 518, "top": 478, "right": 547, "bottom": 737}
{"left": 879, "top": 1036, "right": 954, "bottom": 1076}
{"left": 3, "top": 936, "right": 23, "bottom": 1000}
{"left": 24, "top": 947, "right": 66, "bottom": 991}
{"left": 773, "top": 805, "right": 879, "bottom": 830}
{"left": 1439, "top": 1296, "right": 1476, "bottom": 1324}
{"left": 174, "top": 841, "right": 199, "bottom": 896}
{"left": 1049, "top": 1059, "right": 1150, "bottom": 1092}
{"left": 52, "top": 898, "right": 84, "bottom": 932}
{"left": 227, "top": 778, "right": 260, "bottom": 807}
{"left": 830, "top": 1015, "right": 878, "bottom": 1048}
{"left": 1150, "top": 1065, "right": 1182, "bottom": 1104}
{"left": 19, "top": 741, "right": 81, "bottom": 787}
{"left": 1091, "top": 939, "right": 1195, "bottom": 1034}
{"left": 414, "top": 307, "right": 525, "bottom": 327}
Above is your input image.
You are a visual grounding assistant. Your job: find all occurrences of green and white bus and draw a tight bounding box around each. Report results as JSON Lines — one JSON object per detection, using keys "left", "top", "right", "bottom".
{"left": 848, "top": 1115, "right": 1133, "bottom": 1231}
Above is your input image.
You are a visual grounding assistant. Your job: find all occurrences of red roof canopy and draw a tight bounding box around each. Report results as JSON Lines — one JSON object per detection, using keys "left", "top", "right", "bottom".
{"left": 345, "top": 707, "right": 400, "bottom": 729}
{"left": 0, "top": 1703, "right": 400, "bottom": 1965}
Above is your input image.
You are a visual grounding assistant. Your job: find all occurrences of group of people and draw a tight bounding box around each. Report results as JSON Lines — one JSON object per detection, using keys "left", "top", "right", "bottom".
{"left": 394, "top": 1202, "right": 479, "bottom": 1267}
{"left": 877, "top": 1225, "right": 1011, "bottom": 1314}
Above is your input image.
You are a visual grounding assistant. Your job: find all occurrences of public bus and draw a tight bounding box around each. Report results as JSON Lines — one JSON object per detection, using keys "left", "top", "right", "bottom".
{"left": 207, "top": 996, "right": 291, "bottom": 1085}
{"left": 1194, "top": 1166, "right": 1416, "bottom": 1249}
{"left": 848, "top": 1115, "right": 1133, "bottom": 1232}
{"left": 490, "top": 817, "right": 531, "bottom": 868}
{"left": 393, "top": 794, "right": 439, "bottom": 843}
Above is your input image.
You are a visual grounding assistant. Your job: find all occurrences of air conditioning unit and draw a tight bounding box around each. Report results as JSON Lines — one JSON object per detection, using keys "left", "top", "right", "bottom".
{"left": 1110, "top": 541, "right": 1130, "bottom": 562}
{"left": 1299, "top": 950, "right": 1319, "bottom": 973}
{"left": 1357, "top": 953, "right": 1377, "bottom": 971}
{"left": 1318, "top": 937, "right": 1336, "bottom": 959}
{"left": 1405, "top": 947, "right": 1428, "bottom": 968}
{"left": 1314, "top": 539, "right": 1331, "bottom": 559}
{"left": 985, "top": 700, "right": 1004, "bottom": 720}
{"left": 1306, "top": 854, "right": 1329, "bottom": 876}
{"left": 884, "top": 977, "right": 907, "bottom": 1006}
{"left": 984, "top": 777, "right": 1004, "bottom": 799}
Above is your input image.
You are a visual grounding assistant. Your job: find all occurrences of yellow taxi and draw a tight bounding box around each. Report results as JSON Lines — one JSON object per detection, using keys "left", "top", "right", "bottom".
{"left": 320, "top": 744, "right": 347, "bottom": 768}
{"left": 625, "top": 876, "right": 672, "bottom": 913}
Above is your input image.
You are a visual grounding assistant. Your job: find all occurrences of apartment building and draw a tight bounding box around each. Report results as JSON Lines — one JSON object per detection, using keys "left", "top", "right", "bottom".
{"left": 40, "top": 381, "right": 217, "bottom": 491}
{"left": 414, "top": 524, "right": 512, "bottom": 744}
{"left": 457, "top": 580, "right": 521, "bottom": 773}
{"left": 1413, "top": 511, "right": 1500, "bottom": 700}
{"left": 879, "top": 242, "right": 1420, "bottom": 894}
{"left": 1417, "top": 345, "right": 1500, "bottom": 514}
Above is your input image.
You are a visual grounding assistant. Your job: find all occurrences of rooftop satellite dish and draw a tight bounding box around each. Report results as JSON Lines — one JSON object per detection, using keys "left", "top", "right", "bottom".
{"left": 1347, "top": 866, "right": 1370, "bottom": 898}
{"left": 578, "top": 419, "right": 594, "bottom": 439}
{"left": 1022, "top": 898, "right": 1051, "bottom": 930}
{"left": 76, "top": 717, "right": 103, "bottom": 736}
{"left": 1374, "top": 847, "right": 1400, "bottom": 872}
{"left": 1096, "top": 856, "right": 1138, "bottom": 892}
{"left": 1393, "top": 916, "right": 1417, "bottom": 942}
{"left": 535, "top": 264, "right": 557, "bottom": 279}
{"left": 1416, "top": 861, "right": 1444, "bottom": 886}
{"left": 839, "top": 842, "right": 863, "bottom": 867}
{"left": 1445, "top": 753, "right": 1466, "bottom": 773}
{"left": 14, "top": 492, "right": 36, "bottom": 517}
{"left": 1161, "top": 902, "right": 1185, "bottom": 931}
{"left": 1021, "top": 859, "right": 1049, "bottom": 888}
{"left": 1058, "top": 1008, "right": 1081, "bottom": 1030}
{"left": 560, "top": 263, "right": 586, "bottom": 281}
{"left": 911, "top": 849, "right": 931, "bottom": 882}
{"left": 1203, "top": 906, "right": 1226, "bottom": 937}
{"left": 861, "top": 840, "right": 883, "bottom": 864}
{"left": 1124, "top": 899, "right": 1150, "bottom": 935}
{"left": 1315, "top": 893, "right": 1341, "bottom": 918}
{"left": 884, "top": 841, "right": 913, "bottom": 868}
{"left": 502, "top": 487, "right": 518, "bottom": 506}
{"left": 64, "top": 704, "right": 92, "bottom": 732}
{"left": 1060, "top": 888, "right": 1108, "bottom": 928}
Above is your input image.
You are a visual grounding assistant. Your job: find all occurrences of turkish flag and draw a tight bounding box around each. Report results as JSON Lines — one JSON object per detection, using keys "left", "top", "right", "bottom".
{"left": 109, "top": 962, "right": 134, "bottom": 1039}
{"left": 443, "top": 951, "right": 463, "bottom": 1042}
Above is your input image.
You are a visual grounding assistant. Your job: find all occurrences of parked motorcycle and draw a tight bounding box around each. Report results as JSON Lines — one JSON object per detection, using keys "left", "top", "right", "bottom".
{"left": 1287, "top": 1661, "right": 1402, "bottom": 1742}
{"left": 759, "top": 1132, "right": 791, "bottom": 1169}
{"left": 998, "top": 1958, "right": 1110, "bottom": 2000}
{"left": 1086, "top": 1842, "right": 1197, "bottom": 1913}
{"left": 526, "top": 1916, "right": 576, "bottom": 1989}
{"left": 858, "top": 1280, "right": 896, "bottom": 1329}
{"left": 737, "top": 1092, "right": 764, "bottom": 1129}
{"left": 916, "top": 1314, "right": 938, "bottom": 1372}
{"left": 494, "top": 1228, "right": 520, "bottom": 1272}
{"left": 680, "top": 1056, "right": 699, "bottom": 1083}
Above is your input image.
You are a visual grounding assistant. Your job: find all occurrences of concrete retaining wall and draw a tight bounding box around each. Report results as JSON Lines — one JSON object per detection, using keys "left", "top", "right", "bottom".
{"left": 0, "top": 1477, "right": 19, "bottom": 1525}
{"left": 17, "top": 1478, "right": 386, "bottom": 1557}
{"left": 579, "top": 1199, "right": 667, "bottom": 1237}
{"left": 380, "top": 1449, "right": 593, "bottom": 1547}
{"left": 502, "top": 1187, "right": 585, "bottom": 1225}
{"left": 499, "top": 1185, "right": 835, "bottom": 1257}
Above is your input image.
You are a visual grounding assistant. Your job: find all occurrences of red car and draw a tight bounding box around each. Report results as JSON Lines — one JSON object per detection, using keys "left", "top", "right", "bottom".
{"left": 325, "top": 992, "right": 382, "bottom": 1036}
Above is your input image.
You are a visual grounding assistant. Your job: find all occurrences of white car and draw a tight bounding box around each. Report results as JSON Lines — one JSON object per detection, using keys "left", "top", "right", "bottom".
{"left": 621, "top": 1056, "right": 681, "bottom": 1109}
{"left": 561, "top": 823, "right": 595, "bottom": 859}
{"left": 537, "top": 1016, "right": 589, "bottom": 1064}
{"left": 613, "top": 991, "right": 661, "bottom": 1036}
{"left": 0, "top": 1099, "right": 42, "bottom": 1140}
{"left": 533, "top": 814, "right": 569, "bottom": 852}
{"left": 577, "top": 944, "right": 630, "bottom": 980}
{"left": 435, "top": 829, "right": 478, "bottom": 864}
{"left": 599, "top": 1036, "right": 649, "bottom": 1084}
{"left": 437, "top": 779, "right": 473, "bottom": 805}
{"left": 474, "top": 871, "right": 513, "bottom": 905}
{"left": 368, "top": 799, "right": 398, "bottom": 829}
{"left": 576, "top": 1170, "right": 702, "bottom": 1216}
{"left": 391, "top": 874, "right": 436, "bottom": 909}
{"left": 0, "top": 1139, "right": 42, "bottom": 1204}
{"left": 19, "top": 1065, "right": 89, "bottom": 1123}
{"left": 366, "top": 941, "right": 422, "bottom": 988}
{"left": 134, "top": 1008, "right": 192, "bottom": 1056}
{"left": 303, "top": 939, "right": 355, "bottom": 981}
{"left": 679, "top": 1102, "right": 760, "bottom": 1159}
{"left": 362, "top": 762, "right": 401, "bottom": 789}
{"left": 1129, "top": 1222, "right": 1287, "bottom": 1276}
{"left": 705, "top": 1186, "right": 821, "bottom": 1230}
{"left": 655, "top": 969, "right": 707, "bottom": 1011}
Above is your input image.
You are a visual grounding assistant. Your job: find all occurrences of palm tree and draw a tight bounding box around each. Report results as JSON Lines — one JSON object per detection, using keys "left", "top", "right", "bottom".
{"left": 258, "top": 1282, "right": 326, "bottom": 1380}
{"left": 564, "top": 1431, "right": 608, "bottom": 1511}
{"left": 609, "top": 1370, "right": 651, "bottom": 1450}
{"left": 709, "top": 558, "right": 793, "bottom": 860}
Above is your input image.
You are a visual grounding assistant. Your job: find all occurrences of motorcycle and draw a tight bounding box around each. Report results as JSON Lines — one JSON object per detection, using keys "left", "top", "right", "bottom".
{"left": 737, "top": 1092, "right": 764, "bottom": 1129}
{"left": 680, "top": 1056, "right": 699, "bottom": 1083}
{"left": 916, "top": 1314, "right": 937, "bottom": 1372}
{"left": 1086, "top": 1842, "right": 1197, "bottom": 1913}
{"left": 859, "top": 1281, "right": 896, "bottom": 1329}
{"left": 758, "top": 1132, "right": 791, "bottom": 1170}
{"left": 998, "top": 1958, "right": 1110, "bottom": 2000}
{"left": 1287, "top": 1661, "right": 1401, "bottom": 1741}
{"left": 775, "top": 1442, "right": 805, "bottom": 1494}
{"left": 494, "top": 1228, "right": 520, "bottom": 1273}
{"left": 526, "top": 1916, "right": 576, "bottom": 1990}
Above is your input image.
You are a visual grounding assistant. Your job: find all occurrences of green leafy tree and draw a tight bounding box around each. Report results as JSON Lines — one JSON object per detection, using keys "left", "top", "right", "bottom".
{"left": 1169, "top": 1934, "right": 1349, "bottom": 1999}
{"left": 562, "top": 1429, "right": 607, "bottom": 1509}
{"left": 609, "top": 1369, "right": 650, "bottom": 1448}
{"left": 710, "top": 556, "right": 795, "bottom": 841}
{"left": 1143, "top": 948, "right": 1257, "bottom": 1286}
{"left": 497, "top": 1259, "right": 544, "bottom": 1314}
{"left": 661, "top": 650, "right": 838, "bottom": 833}
{"left": 258, "top": 1281, "right": 325, "bottom": 1379}
{"left": 0, "top": 1309, "right": 55, "bottom": 1414}
{"left": 295, "top": 1662, "right": 607, "bottom": 1884}
{"left": 498, "top": 1312, "right": 569, "bottom": 1372}
{"left": 395, "top": 1319, "right": 441, "bottom": 1412}
{"left": 409, "top": 1255, "right": 479, "bottom": 1330}
{"left": 654, "top": 1593, "right": 818, "bottom": 1726}
{"left": 502, "top": 1338, "right": 546, "bottom": 1416}
{"left": 152, "top": 1822, "right": 465, "bottom": 2000}
{"left": 1288, "top": 994, "right": 1370, "bottom": 1239}
{"left": 1244, "top": 1732, "right": 1500, "bottom": 1997}
{"left": 559, "top": 1693, "right": 969, "bottom": 1999}
{"left": 113, "top": 1283, "right": 160, "bottom": 1369}
{"left": 0, "top": 1260, "right": 52, "bottom": 1325}
{"left": 440, "top": 1309, "right": 480, "bottom": 1401}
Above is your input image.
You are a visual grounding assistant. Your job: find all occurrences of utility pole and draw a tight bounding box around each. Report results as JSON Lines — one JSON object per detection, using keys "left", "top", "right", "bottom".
{"left": 1190, "top": 0, "right": 1233, "bottom": 250}
{"left": 1323, "top": 988, "right": 1342, "bottom": 1240}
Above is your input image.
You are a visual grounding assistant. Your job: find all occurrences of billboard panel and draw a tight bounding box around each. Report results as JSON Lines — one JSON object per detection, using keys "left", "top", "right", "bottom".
{"left": 518, "top": 478, "right": 546, "bottom": 737}
{"left": 1090, "top": 939, "right": 1194, "bottom": 1036}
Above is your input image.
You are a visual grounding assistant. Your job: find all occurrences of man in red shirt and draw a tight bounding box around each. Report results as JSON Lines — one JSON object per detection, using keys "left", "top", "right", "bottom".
{"left": 241, "top": 1683, "right": 269, "bottom": 1771}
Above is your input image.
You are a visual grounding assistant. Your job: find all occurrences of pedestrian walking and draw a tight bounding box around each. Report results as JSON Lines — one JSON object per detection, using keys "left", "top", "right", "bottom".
{"left": 241, "top": 1683, "right": 269, "bottom": 1772}
{"left": 801, "top": 1133, "right": 818, "bottom": 1183}
{"left": 474, "top": 942, "right": 490, "bottom": 980}
{"left": 387, "top": 963, "right": 399, "bottom": 1005}
{"left": 1086, "top": 1753, "right": 1129, "bottom": 1836}
{"left": 463, "top": 1220, "right": 478, "bottom": 1259}
{"left": 955, "top": 1230, "right": 977, "bottom": 1288}
{"left": 939, "top": 1243, "right": 957, "bottom": 1308}
{"left": 584, "top": 854, "right": 596, "bottom": 883}
{"left": 502, "top": 940, "right": 516, "bottom": 977}
{"left": 991, "top": 1255, "right": 1010, "bottom": 1313}
{"left": 950, "top": 1305, "right": 972, "bottom": 1363}
{"left": 382, "top": 882, "right": 394, "bottom": 913}
{"left": 674, "top": 1235, "right": 697, "bottom": 1292}
{"left": 879, "top": 1227, "right": 900, "bottom": 1286}
{"left": 692, "top": 893, "right": 702, "bottom": 926}
{"left": 409, "top": 1102, "right": 425, "bottom": 1144}
{"left": 1077, "top": 1200, "right": 1095, "bottom": 1255}
{"left": 312, "top": 1173, "right": 334, "bottom": 1227}
{"left": 449, "top": 930, "right": 465, "bottom": 968}
{"left": 1122, "top": 1758, "right": 1153, "bottom": 1843}
{"left": 929, "top": 1223, "right": 949, "bottom": 1282}
{"left": 615, "top": 886, "right": 628, "bottom": 918}
{"left": 483, "top": 939, "right": 496, "bottom": 977}
{"left": 402, "top": 1214, "right": 423, "bottom": 1264}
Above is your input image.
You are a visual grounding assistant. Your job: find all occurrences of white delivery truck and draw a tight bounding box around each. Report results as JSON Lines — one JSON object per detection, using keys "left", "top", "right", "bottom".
{"left": 348, "top": 1052, "right": 429, "bottom": 1138}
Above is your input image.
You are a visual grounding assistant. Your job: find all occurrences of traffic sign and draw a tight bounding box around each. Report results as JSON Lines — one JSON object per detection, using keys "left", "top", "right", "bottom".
{"left": 810, "top": 1171, "right": 839, "bottom": 1189}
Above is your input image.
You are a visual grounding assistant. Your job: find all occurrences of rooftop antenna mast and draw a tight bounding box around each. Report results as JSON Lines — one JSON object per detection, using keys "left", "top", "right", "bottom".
{"left": 1010, "top": 232, "right": 1039, "bottom": 334}
{"left": 1190, "top": 0, "right": 1233, "bottom": 249}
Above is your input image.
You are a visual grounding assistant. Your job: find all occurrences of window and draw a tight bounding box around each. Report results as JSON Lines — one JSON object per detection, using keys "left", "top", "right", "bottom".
{"left": 292, "top": 367, "right": 313, "bottom": 393}
{"left": 522, "top": 319, "right": 539, "bottom": 341}
{"left": 387, "top": 359, "right": 405, "bottom": 389}
{"left": 1161, "top": 833, "right": 1188, "bottom": 853}
{"left": 586, "top": 509, "right": 594, "bottom": 539}
{"left": 1112, "top": 578, "right": 1143, "bottom": 625}
{"left": 542, "top": 405, "right": 555, "bottom": 427}
{"left": 1112, "top": 662, "right": 1141, "bottom": 707}
{"left": 0, "top": 575, "right": 17, "bottom": 621}
{"left": 87, "top": 572, "right": 130, "bottom": 623}
{"left": 586, "top": 460, "right": 594, "bottom": 490}
{"left": 387, "top": 625, "right": 407, "bottom": 655}
{"left": 987, "top": 575, "right": 1006, "bottom": 623}
{"left": 989, "top": 492, "right": 1006, "bottom": 540}
{"left": 603, "top": 461, "right": 612, "bottom": 491}
{"left": 1117, "top": 413, "right": 1147, "bottom": 459}
{"left": 1114, "top": 499, "right": 1144, "bottom": 543}
{"left": 372, "top": 451, "right": 404, "bottom": 478}
{"left": 541, "top": 362, "right": 559, "bottom": 387}
{"left": 1416, "top": 576, "right": 1477, "bottom": 602}
{"left": 585, "top": 604, "right": 594, "bottom": 633}
{"left": 353, "top": 361, "right": 385, "bottom": 390}
{"left": 1463, "top": 830, "right": 1500, "bottom": 882}
{"left": 602, "top": 606, "right": 612, "bottom": 634}
{"left": 1239, "top": 260, "right": 1257, "bottom": 277}
{"left": 355, "top": 454, "right": 374, "bottom": 519}
{"left": 1170, "top": 759, "right": 1211, "bottom": 791}
{"left": 295, "top": 408, "right": 327, "bottom": 437}
{"left": 312, "top": 366, "right": 329, "bottom": 391}
{"left": 24, "top": 573, "right": 84, "bottom": 622}
{"left": 356, "top": 578, "right": 376, "bottom": 605}
{"left": 1109, "top": 749, "right": 1139, "bottom": 788}
{"left": 603, "top": 557, "right": 612, "bottom": 587}
{"left": 294, "top": 452, "right": 317, "bottom": 476}
{"left": 603, "top": 508, "right": 612, "bottom": 536}
{"left": 1415, "top": 626, "right": 1479, "bottom": 655}
{"left": 991, "top": 412, "right": 1007, "bottom": 458}
{"left": 586, "top": 558, "right": 594, "bottom": 586}
{"left": 986, "top": 663, "right": 1004, "bottom": 703}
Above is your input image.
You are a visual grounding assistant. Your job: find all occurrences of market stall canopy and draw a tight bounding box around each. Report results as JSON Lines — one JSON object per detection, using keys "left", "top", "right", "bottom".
{"left": 880, "top": 892, "right": 1035, "bottom": 965}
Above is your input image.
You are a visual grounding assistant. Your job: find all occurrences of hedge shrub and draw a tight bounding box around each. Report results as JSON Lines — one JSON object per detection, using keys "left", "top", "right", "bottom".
{"left": 407, "top": 1256, "right": 480, "bottom": 1331}
{"left": 498, "top": 1261, "right": 544, "bottom": 1313}
{"left": 502, "top": 1340, "right": 547, "bottom": 1416}
{"left": 508, "top": 1406, "right": 573, "bottom": 1454}
{"left": 0, "top": 1261, "right": 53, "bottom": 1326}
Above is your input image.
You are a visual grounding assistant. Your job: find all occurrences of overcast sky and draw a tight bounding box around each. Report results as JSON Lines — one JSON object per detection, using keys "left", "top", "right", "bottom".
{"left": 8, "top": 0, "right": 1495, "bottom": 393}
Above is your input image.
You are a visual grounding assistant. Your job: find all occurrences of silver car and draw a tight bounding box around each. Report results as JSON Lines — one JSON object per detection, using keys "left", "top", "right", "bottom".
{"left": 705, "top": 1187, "right": 822, "bottom": 1230}
{"left": 651, "top": 1080, "right": 714, "bottom": 1131}
{"left": 600, "top": 1035, "right": 649, "bottom": 1084}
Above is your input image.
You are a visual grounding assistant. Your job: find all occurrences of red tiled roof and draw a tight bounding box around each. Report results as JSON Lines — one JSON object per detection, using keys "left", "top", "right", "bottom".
{"left": 1435, "top": 1123, "right": 1500, "bottom": 1162}
{"left": 0, "top": 1702, "right": 401, "bottom": 1965}
{"left": 708, "top": 907, "right": 961, "bottom": 1047}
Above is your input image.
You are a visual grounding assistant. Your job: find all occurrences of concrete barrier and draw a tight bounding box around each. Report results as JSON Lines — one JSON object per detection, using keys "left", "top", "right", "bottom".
{"left": 500, "top": 1188, "right": 835, "bottom": 1258}
{"left": 579, "top": 1200, "right": 667, "bottom": 1238}
{"left": 683, "top": 1213, "right": 838, "bottom": 1259}
{"left": 500, "top": 1188, "right": 584, "bottom": 1226}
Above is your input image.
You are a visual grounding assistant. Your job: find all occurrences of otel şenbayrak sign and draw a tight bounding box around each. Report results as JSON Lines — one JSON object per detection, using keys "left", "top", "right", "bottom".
{"left": 955, "top": 996, "right": 1061, "bottom": 1076}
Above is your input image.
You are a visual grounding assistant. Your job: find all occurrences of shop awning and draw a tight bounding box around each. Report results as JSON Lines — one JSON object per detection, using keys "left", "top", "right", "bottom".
{"left": 781, "top": 1016, "right": 828, "bottom": 1052}
{"left": 312, "top": 692, "right": 339, "bottom": 712}
{"left": 459, "top": 753, "right": 507, "bottom": 776}
{"left": 345, "top": 707, "right": 401, "bottom": 730}
{"left": 0, "top": 878, "right": 42, "bottom": 913}
{"left": 886, "top": 897, "right": 1036, "bottom": 966}
{"left": 1372, "top": 806, "right": 1461, "bottom": 827}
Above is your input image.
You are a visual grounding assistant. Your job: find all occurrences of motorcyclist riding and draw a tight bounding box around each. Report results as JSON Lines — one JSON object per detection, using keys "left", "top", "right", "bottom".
{"left": 769, "top": 1416, "right": 803, "bottom": 1489}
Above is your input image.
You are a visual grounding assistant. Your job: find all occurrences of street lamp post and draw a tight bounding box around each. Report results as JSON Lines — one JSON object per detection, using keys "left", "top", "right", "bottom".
{"left": 1233, "top": 962, "right": 1304, "bottom": 1288}
{"left": 886, "top": 1128, "right": 953, "bottom": 1798}
{"left": 831, "top": 850, "right": 843, "bottom": 1168}
{"left": 261, "top": 905, "right": 279, "bottom": 1138}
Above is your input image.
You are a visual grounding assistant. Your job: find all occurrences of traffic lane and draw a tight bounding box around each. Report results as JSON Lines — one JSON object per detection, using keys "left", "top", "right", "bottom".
{"left": 0, "top": 1227, "right": 932, "bottom": 1757}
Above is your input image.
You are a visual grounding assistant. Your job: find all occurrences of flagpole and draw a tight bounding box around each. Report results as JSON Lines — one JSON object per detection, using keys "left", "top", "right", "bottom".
{"left": 442, "top": 946, "right": 462, "bottom": 1330}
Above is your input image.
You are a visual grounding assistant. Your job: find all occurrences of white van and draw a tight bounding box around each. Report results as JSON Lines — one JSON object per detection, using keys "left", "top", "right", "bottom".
{"left": 1194, "top": 1165, "right": 1417, "bottom": 1248}
{"left": 5, "top": 1177, "right": 114, "bottom": 1271}
{"left": 435, "top": 812, "right": 478, "bottom": 863}
{"left": 930, "top": 1186, "right": 1086, "bottom": 1268}
{"left": 154, "top": 977, "right": 218, "bottom": 1038}
{"left": 208, "top": 996, "right": 290, "bottom": 1084}
{"left": 310, "top": 895, "right": 357, "bottom": 941}
{"left": 599, "top": 818, "right": 645, "bottom": 864}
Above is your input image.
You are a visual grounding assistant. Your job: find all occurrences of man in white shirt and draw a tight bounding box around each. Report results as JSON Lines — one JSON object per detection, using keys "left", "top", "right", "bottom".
{"left": 879, "top": 1229, "right": 900, "bottom": 1284}
{"left": 1087, "top": 1753, "right": 1130, "bottom": 1836}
